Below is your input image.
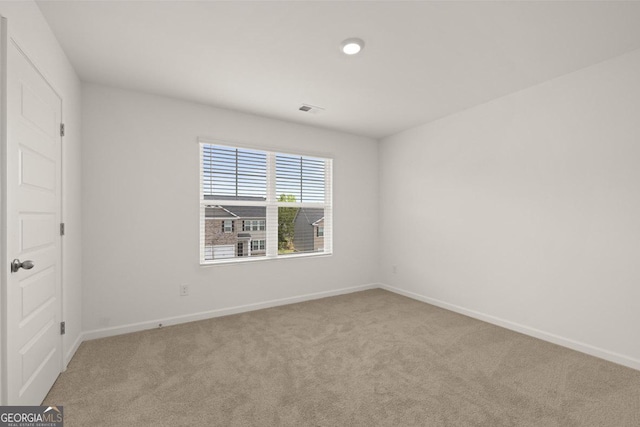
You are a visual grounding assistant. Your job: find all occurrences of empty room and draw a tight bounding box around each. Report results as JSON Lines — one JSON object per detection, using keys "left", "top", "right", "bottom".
{"left": 1, "top": 1, "right": 640, "bottom": 425}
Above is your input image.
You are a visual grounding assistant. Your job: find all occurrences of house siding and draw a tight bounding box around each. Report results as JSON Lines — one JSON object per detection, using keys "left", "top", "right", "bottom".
{"left": 205, "top": 219, "right": 238, "bottom": 246}
{"left": 293, "top": 209, "right": 324, "bottom": 253}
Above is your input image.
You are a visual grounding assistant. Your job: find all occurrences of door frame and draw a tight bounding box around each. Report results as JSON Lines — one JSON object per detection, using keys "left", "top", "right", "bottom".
{"left": 0, "top": 19, "right": 65, "bottom": 405}
{"left": 1, "top": 14, "right": 8, "bottom": 407}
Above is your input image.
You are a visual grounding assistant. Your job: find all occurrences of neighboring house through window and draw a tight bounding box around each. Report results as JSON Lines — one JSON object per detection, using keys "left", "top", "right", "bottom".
{"left": 293, "top": 209, "right": 325, "bottom": 253}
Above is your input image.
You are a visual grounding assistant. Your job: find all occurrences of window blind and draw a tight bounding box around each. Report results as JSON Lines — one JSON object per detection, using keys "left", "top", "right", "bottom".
{"left": 275, "top": 154, "right": 326, "bottom": 203}
{"left": 202, "top": 145, "right": 267, "bottom": 200}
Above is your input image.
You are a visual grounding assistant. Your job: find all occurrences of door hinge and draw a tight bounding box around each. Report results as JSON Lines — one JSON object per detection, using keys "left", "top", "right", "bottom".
{"left": 60, "top": 321, "right": 66, "bottom": 335}
{"left": 60, "top": 223, "right": 65, "bottom": 236}
{"left": 60, "top": 123, "right": 65, "bottom": 137}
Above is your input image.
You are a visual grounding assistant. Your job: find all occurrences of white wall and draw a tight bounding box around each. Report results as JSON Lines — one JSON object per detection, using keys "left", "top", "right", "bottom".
{"left": 0, "top": 1, "right": 83, "bottom": 367}
{"left": 379, "top": 49, "right": 640, "bottom": 369}
{"left": 81, "top": 83, "right": 378, "bottom": 336}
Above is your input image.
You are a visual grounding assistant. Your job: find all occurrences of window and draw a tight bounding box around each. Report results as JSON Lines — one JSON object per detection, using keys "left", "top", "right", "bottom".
{"left": 251, "top": 240, "right": 266, "bottom": 251}
{"left": 222, "top": 220, "right": 234, "bottom": 233}
{"left": 200, "top": 141, "right": 332, "bottom": 263}
{"left": 243, "top": 220, "right": 265, "bottom": 231}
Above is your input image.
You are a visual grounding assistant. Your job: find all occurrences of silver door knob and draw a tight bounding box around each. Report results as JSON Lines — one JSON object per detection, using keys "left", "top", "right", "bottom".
{"left": 10, "top": 259, "right": 34, "bottom": 273}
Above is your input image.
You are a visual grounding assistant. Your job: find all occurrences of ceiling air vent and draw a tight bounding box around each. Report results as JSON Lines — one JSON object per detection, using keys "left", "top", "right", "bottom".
{"left": 298, "top": 104, "right": 325, "bottom": 115}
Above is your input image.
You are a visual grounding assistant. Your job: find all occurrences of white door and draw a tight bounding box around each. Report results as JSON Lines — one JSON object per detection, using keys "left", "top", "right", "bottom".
{"left": 3, "top": 38, "right": 63, "bottom": 405}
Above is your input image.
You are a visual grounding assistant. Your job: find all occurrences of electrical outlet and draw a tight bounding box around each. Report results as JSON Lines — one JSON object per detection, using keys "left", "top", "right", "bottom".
{"left": 180, "top": 284, "right": 189, "bottom": 296}
{"left": 392, "top": 265, "right": 397, "bottom": 274}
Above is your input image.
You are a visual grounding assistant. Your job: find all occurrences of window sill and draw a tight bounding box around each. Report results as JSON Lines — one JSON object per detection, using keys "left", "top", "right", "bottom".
{"left": 200, "top": 251, "right": 332, "bottom": 267}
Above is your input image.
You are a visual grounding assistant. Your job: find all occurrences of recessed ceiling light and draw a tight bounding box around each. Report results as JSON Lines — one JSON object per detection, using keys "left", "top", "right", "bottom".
{"left": 340, "top": 38, "right": 364, "bottom": 55}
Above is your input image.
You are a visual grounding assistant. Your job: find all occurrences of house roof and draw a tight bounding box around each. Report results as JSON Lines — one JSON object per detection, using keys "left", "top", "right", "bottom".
{"left": 295, "top": 208, "right": 324, "bottom": 225}
{"left": 205, "top": 206, "right": 236, "bottom": 219}
{"left": 205, "top": 205, "right": 266, "bottom": 219}
{"left": 205, "top": 204, "right": 323, "bottom": 223}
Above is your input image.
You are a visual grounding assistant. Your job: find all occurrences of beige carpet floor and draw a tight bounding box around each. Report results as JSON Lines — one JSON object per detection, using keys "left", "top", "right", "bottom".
{"left": 44, "top": 289, "right": 640, "bottom": 426}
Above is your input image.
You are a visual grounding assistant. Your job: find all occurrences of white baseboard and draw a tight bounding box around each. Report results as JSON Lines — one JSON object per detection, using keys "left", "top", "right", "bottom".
{"left": 379, "top": 283, "right": 640, "bottom": 371}
{"left": 83, "top": 283, "right": 378, "bottom": 341}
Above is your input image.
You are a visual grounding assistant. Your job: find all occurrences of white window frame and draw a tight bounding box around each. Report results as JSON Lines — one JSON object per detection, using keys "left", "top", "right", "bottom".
{"left": 199, "top": 139, "right": 333, "bottom": 265}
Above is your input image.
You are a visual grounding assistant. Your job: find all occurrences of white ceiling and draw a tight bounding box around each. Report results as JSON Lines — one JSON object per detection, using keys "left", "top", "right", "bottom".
{"left": 37, "top": 1, "right": 640, "bottom": 139}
